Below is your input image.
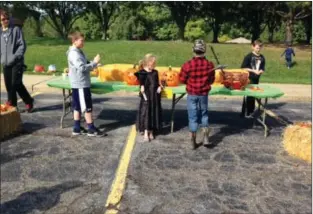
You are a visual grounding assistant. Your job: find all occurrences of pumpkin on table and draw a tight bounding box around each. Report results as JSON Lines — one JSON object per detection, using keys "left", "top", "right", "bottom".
{"left": 163, "top": 66, "right": 180, "bottom": 87}
{"left": 222, "top": 69, "right": 249, "bottom": 90}
{"left": 124, "top": 64, "right": 140, "bottom": 85}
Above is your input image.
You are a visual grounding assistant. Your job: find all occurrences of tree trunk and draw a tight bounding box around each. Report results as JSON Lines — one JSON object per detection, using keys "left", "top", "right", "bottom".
{"left": 303, "top": 17, "right": 312, "bottom": 44}
{"left": 268, "top": 26, "right": 275, "bottom": 43}
{"left": 251, "top": 19, "right": 261, "bottom": 42}
{"left": 34, "top": 18, "right": 43, "bottom": 37}
{"left": 305, "top": 26, "right": 311, "bottom": 44}
{"left": 101, "top": 22, "right": 108, "bottom": 40}
{"left": 212, "top": 20, "right": 220, "bottom": 43}
{"left": 252, "top": 30, "right": 260, "bottom": 43}
{"left": 285, "top": 19, "right": 293, "bottom": 44}
{"left": 178, "top": 25, "right": 185, "bottom": 40}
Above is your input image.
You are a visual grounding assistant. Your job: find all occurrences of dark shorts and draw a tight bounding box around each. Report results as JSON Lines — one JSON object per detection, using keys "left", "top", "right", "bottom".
{"left": 72, "top": 88, "right": 93, "bottom": 113}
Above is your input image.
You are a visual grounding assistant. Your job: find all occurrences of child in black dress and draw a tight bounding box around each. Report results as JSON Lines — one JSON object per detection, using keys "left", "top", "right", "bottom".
{"left": 135, "top": 54, "right": 163, "bottom": 142}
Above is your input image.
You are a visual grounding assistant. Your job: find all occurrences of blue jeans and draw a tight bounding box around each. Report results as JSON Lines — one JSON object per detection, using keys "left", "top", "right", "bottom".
{"left": 286, "top": 57, "right": 292, "bottom": 68}
{"left": 187, "top": 95, "right": 209, "bottom": 132}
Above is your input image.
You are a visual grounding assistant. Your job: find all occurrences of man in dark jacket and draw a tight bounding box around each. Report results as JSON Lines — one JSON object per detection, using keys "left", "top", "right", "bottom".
{"left": 0, "top": 10, "right": 34, "bottom": 112}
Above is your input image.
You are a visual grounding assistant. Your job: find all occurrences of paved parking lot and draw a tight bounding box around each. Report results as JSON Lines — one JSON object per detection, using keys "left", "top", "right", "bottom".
{"left": 1, "top": 93, "right": 311, "bottom": 214}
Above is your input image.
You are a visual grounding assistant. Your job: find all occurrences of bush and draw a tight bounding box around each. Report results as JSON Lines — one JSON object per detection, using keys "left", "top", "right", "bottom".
{"left": 155, "top": 23, "right": 179, "bottom": 40}
{"left": 184, "top": 19, "right": 207, "bottom": 41}
{"left": 218, "top": 34, "right": 232, "bottom": 43}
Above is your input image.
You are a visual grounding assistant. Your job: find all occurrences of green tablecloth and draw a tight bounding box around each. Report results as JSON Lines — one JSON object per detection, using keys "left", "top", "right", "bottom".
{"left": 47, "top": 77, "right": 284, "bottom": 99}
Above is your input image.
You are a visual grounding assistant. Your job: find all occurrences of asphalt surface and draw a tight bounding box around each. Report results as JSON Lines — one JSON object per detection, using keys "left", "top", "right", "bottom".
{"left": 0, "top": 92, "right": 311, "bottom": 214}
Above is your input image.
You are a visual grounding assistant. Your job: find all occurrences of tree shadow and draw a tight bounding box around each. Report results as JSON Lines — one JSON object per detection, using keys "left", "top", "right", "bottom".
{"left": 31, "top": 98, "right": 111, "bottom": 113}
{"left": 204, "top": 110, "right": 287, "bottom": 149}
{"left": 96, "top": 109, "right": 137, "bottom": 132}
{"left": 0, "top": 122, "right": 46, "bottom": 142}
{"left": 0, "top": 151, "right": 36, "bottom": 165}
{"left": 266, "top": 102, "right": 287, "bottom": 110}
{"left": 0, "top": 181, "right": 83, "bottom": 214}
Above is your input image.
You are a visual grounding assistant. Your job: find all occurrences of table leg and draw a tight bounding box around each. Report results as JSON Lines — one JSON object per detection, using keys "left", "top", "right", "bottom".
{"left": 170, "top": 93, "right": 186, "bottom": 133}
{"left": 255, "top": 98, "right": 269, "bottom": 137}
{"left": 60, "top": 89, "right": 72, "bottom": 128}
{"left": 170, "top": 94, "right": 176, "bottom": 133}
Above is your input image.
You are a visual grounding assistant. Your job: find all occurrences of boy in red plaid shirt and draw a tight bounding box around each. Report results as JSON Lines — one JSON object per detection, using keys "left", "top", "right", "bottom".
{"left": 179, "top": 40, "right": 215, "bottom": 149}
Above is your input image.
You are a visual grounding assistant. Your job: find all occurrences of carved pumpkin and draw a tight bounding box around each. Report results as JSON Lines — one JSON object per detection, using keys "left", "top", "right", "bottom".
{"left": 164, "top": 66, "right": 180, "bottom": 87}
{"left": 124, "top": 64, "right": 139, "bottom": 85}
{"left": 34, "top": 65, "right": 45, "bottom": 73}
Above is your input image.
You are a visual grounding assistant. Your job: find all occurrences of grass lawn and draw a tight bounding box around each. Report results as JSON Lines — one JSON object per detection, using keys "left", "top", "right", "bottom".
{"left": 23, "top": 38, "right": 312, "bottom": 84}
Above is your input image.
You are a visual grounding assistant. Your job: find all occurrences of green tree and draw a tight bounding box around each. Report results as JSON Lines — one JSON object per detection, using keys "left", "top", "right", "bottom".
{"left": 163, "top": 2, "right": 200, "bottom": 40}
{"left": 39, "top": 2, "right": 87, "bottom": 39}
{"left": 86, "top": 2, "right": 118, "bottom": 40}
{"left": 184, "top": 19, "right": 207, "bottom": 42}
{"left": 235, "top": 2, "right": 270, "bottom": 42}
{"left": 264, "top": 2, "right": 283, "bottom": 43}
{"left": 201, "top": 2, "right": 235, "bottom": 43}
{"left": 277, "top": 2, "right": 312, "bottom": 44}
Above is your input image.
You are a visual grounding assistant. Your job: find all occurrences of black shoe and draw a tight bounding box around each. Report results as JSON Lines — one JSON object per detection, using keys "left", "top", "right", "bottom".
{"left": 80, "top": 126, "right": 88, "bottom": 135}
{"left": 72, "top": 128, "right": 81, "bottom": 136}
{"left": 87, "top": 127, "right": 107, "bottom": 137}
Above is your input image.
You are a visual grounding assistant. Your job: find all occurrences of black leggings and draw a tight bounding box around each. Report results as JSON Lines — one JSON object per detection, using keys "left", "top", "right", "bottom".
{"left": 3, "top": 61, "right": 32, "bottom": 106}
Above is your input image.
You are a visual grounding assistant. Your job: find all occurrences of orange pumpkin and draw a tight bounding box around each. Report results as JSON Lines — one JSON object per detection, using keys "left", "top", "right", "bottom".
{"left": 34, "top": 65, "right": 45, "bottom": 73}
{"left": 213, "top": 70, "right": 224, "bottom": 84}
{"left": 124, "top": 64, "right": 139, "bottom": 85}
{"left": 164, "top": 66, "right": 180, "bottom": 87}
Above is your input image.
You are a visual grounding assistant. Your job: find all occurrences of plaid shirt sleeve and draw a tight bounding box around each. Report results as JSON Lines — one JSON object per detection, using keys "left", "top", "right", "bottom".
{"left": 179, "top": 62, "right": 189, "bottom": 84}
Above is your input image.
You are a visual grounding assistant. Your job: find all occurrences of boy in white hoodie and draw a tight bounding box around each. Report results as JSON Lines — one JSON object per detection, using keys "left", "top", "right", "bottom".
{"left": 67, "top": 31, "right": 104, "bottom": 137}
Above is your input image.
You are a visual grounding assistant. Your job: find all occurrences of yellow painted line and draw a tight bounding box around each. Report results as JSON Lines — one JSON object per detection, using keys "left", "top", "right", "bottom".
{"left": 105, "top": 124, "right": 137, "bottom": 214}
{"left": 17, "top": 91, "right": 42, "bottom": 103}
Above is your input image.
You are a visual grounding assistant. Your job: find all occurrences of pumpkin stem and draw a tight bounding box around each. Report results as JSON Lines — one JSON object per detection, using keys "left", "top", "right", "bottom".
{"left": 169, "top": 65, "right": 172, "bottom": 71}
{"left": 133, "top": 64, "right": 137, "bottom": 69}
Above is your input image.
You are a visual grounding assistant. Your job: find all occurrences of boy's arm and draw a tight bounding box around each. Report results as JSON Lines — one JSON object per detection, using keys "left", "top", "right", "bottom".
{"left": 179, "top": 63, "right": 189, "bottom": 84}
{"left": 69, "top": 51, "right": 97, "bottom": 73}
{"left": 7, "top": 27, "right": 26, "bottom": 66}
{"left": 260, "top": 56, "right": 265, "bottom": 72}
{"left": 281, "top": 50, "right": 286, "bottom": 57}
{"left": 292, "top": 48, "right": 295, "bottom": 56}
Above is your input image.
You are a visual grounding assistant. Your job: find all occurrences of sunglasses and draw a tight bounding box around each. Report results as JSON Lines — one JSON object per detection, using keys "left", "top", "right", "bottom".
{"left": 1, "top": 17, "right": 8, "bottom": 21}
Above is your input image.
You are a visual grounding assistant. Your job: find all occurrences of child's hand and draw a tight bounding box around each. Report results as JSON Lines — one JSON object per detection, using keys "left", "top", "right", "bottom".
{"left": 140, "top": 85, "right": 145, "bottom": 93}
{"left": 93, "top": 54, "right": 101, "bottom": 64}
{"left": 259, "top": 70, "right": 264, "bottom": 74}
{"left": 157, "top": 86, "right": 162, "bottom": 94}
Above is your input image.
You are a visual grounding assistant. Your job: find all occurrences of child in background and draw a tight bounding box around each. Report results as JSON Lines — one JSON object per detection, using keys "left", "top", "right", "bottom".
{"left": 135, "top": 54, "right": 163, "bottom": 142}
{"left": 281, "top": 43, "right": 295, "bottom": 69}
{"left": 67, "top": 31, "right": 105, "bottom": 137}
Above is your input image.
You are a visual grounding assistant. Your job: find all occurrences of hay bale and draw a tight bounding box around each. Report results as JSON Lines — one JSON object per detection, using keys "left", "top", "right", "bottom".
{"left": 282, "top": 121, "right": 312, "bottom": 163}
{"left": 0, "top": 107, "right": 22, "bottom": 140}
